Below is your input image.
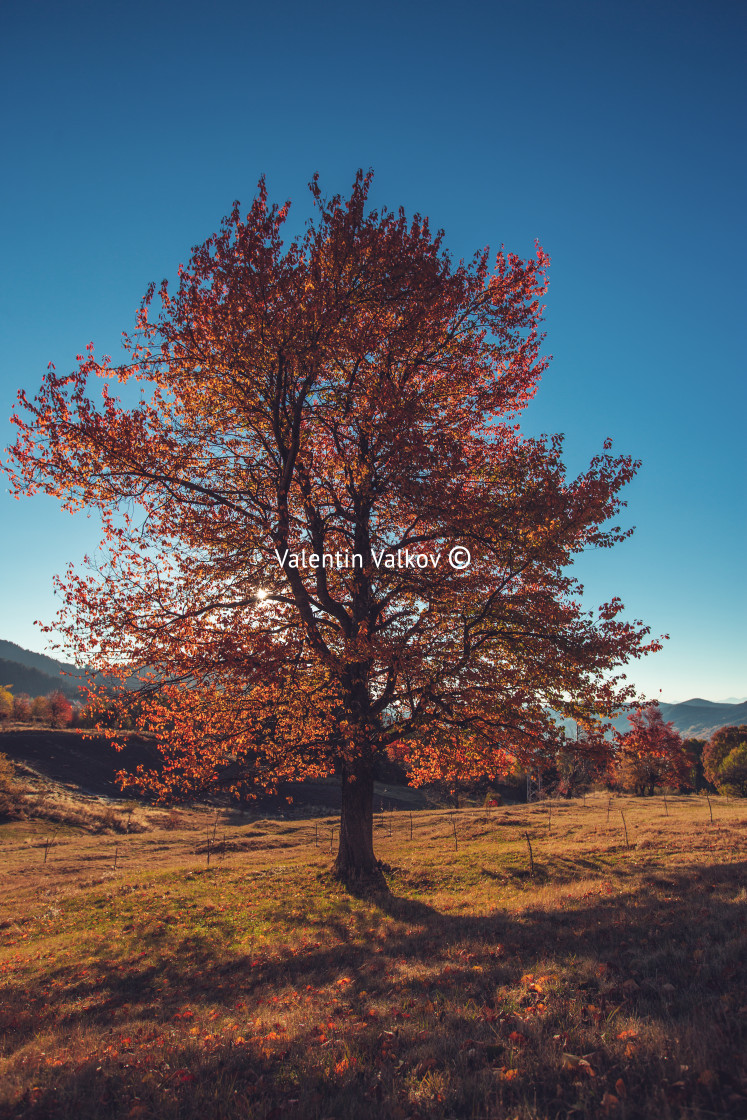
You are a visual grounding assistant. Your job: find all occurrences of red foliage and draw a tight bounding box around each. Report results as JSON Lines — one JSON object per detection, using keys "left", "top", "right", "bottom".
{"left": 613, "top": 703, "right": 692, "bottom": 794}
{"left": 47, "top": 690, "right": 73, "bottom": 729}
{"left": 4, "top": 171, "right": 664, "bottom": 874}
{"left": 11, "top": 693, "right": 32, "bottom": 722}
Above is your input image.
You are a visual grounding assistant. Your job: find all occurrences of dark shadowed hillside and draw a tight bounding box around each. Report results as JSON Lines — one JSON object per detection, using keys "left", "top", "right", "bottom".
{"left": 0, "top": 728, "right": 163, "bottom": 798}
{"left": 0, "top": 640, "right": 87, "bottom": 697}
{"left": 0, "top": 640, "right": 81, "bottom": 678}
{"left": 0, "top": 657, "right": 81, "bottom": 698}
{"left": 0, "top": 727, "right": 427, "bottom": 810}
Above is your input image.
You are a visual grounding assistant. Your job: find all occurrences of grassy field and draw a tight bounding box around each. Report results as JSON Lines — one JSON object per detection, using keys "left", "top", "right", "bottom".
{"left": 1, "top": 791, "right": 745, "bottom": 1119}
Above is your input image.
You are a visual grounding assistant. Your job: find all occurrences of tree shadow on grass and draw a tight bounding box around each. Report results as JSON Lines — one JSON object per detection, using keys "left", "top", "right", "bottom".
{"left": 1, "top": 861, "right": 745, "bottom": 1119}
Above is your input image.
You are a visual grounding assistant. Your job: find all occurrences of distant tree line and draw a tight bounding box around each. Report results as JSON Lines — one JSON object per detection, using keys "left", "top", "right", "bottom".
{"left": 0, "top": 684, "right": 147, "bottom": 733}
{"left": 544, "top": 706, "right": 746, "bottom": 799}
{"left": 607, "top": 707, "right": 747, "bottom": 798}
{"left": 1, "top": 683, "right": 744, "bottom": 801}
{"left": 0, "top": 685, "right": 75, "bottom": 729}
{"left": 471, "top": 706, "right": 746, "bottom": 802}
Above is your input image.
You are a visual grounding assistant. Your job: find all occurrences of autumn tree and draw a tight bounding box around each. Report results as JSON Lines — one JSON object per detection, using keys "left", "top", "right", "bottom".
{"left": 47, "top": 690, "right": 74, "bottom": 729}
{"left": 614, "top": 703, "right": 692, "bottom": 795}
{"left": 682, "top": 737, "right": 709, "bottom": 792}
{"left": 549, "top": 728, "right": 613, "bottom": 798}
{"left": 5, "top": 171, "right": 663, "bottom": 883}
{"left": 30, "top": 695, "right": 51, "bottom": 724}
{"left": 0, "top": 687, "right": 12, "bottom": 723}
{"left": 703, "top": 725, "right": 747, "bottom": 796}
{"left": 12, "top": 692, "right": 32, "bottom": 723}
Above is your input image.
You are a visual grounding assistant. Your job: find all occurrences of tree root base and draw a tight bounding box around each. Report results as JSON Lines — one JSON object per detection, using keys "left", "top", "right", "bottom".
{"left": 332, "top": 860, "right": 390, "bottom": 895}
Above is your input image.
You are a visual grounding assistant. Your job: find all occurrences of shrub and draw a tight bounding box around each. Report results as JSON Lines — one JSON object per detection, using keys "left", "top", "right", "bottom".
{"left": 12, "top": 692, "right": 32, "bottom": 722}
{"left": 31, "top": 695, "right": 52, "bottom": 723}
{"left": 614, "top": 703, "right": 693, "bottom": 795}
{"left": 704, "top": 726, "right": 747, "bottom": 796}
{"left": 48, "top": 691, "right": 73, "bottom": 729}
{"left": 0, "top": 686, "right": 13, "bottom": 723}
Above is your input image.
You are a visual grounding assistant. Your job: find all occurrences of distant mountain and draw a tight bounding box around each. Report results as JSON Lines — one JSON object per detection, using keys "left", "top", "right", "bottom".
{"left": 0, "top": 658, "right": 82, "bottom": 698}
{"left": 658, "top": 699, "right": 747, "bottom": 740}
{"left": 0, "top": 640, "right": 82, "bottom": 678}
{"left": 0, "top": 641, "right": 87, "bottom": 699}
{"left": 559, "top": 698, "right": 747, "bottom": 741}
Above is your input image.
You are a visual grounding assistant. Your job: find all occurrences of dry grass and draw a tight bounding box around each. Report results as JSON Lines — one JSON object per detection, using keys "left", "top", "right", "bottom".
{"left": 1, "top": 791, "right": 745, "bottom": 1119}
{"left": 0, "top": 753, "right": 154, "bottom": 836}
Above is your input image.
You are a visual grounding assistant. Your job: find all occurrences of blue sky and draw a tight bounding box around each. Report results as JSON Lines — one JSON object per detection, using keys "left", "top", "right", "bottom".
{"left": 1, "top": 0, "right": 745, "bottom": 703}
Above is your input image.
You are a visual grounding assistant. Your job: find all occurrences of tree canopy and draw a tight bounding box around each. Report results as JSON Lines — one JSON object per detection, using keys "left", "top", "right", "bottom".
{"left": 613, "top": 703, "right": 692, "bottom": 795}
{"left": 5, "top": 171, "right": 663, "bottom": 879}
{"left": 703, "top": 725, "right": 747, "bottom": 796}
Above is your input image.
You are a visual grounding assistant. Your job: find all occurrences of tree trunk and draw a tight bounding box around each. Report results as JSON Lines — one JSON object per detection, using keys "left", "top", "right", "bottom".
{"left": 333, "top": 763, "right": 385, "bottom": 887}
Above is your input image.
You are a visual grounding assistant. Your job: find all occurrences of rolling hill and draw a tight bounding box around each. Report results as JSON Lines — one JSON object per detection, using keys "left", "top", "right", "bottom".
{"left": 0, "top": 640, "right": 87, "bottom": 698}
{"left": 657, "top": 698, "right": 747, "bottom": 740}
{"left": 550, "top": 701, "right": 746, "bottom": 741}
{"left": 598, "top": 699, "right": 747, "bottom": 739}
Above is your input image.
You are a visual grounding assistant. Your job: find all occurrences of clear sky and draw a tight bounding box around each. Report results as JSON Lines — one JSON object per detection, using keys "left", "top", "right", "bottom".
{"left": 1, "top": 0, "right": 745, "bottom": 703}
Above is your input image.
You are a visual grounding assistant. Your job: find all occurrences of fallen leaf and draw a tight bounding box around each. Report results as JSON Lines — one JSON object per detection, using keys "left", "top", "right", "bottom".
{"left": 415, "top": 1058, "right": 437, "bottom": 1076}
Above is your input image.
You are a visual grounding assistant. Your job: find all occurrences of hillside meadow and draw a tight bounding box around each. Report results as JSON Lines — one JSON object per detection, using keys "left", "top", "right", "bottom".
{"left": 1, "top": 792, "right": 745, "bottom": 1119}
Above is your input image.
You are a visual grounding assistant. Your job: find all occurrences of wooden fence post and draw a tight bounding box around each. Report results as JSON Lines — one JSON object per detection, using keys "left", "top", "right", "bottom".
{"left": 620, "top": 810, "right": 630, "bottom": 850}
{"left": 524, "top": 831, "right": 534, "bottom": 876}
